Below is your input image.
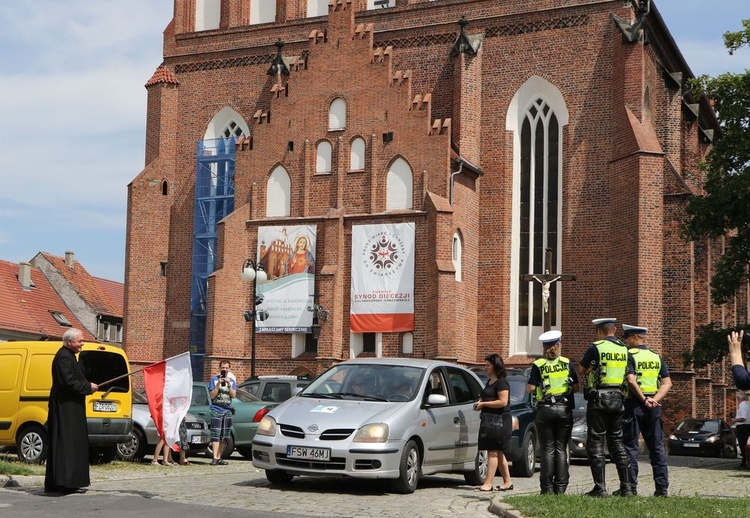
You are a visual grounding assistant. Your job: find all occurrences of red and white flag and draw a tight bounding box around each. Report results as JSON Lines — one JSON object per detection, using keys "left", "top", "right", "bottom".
{"left": 143, "top": 352, "right": 193, "bottom": 451}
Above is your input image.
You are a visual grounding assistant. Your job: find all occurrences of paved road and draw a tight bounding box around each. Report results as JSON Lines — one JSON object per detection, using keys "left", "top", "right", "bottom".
{"left": 2, "top": 454, "right": 749, "bottom": 517}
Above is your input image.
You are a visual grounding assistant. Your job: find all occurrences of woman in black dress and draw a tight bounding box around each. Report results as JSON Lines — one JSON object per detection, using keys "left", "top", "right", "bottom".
{"left": 473, "top": 353, "right": 513, "bottom": 491}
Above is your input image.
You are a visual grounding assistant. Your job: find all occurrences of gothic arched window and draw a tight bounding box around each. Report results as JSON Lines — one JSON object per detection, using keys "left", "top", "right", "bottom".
{"left": 386, "top": 158, "right": 412, "bottom": 210}
{"left": 266, "top": 166, "right": 291, "bottom": 217}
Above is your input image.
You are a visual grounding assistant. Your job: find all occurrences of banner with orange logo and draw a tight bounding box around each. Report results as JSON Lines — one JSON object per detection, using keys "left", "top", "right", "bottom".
{"left": 350, "top": 223, "right": 415, "bottom": 332}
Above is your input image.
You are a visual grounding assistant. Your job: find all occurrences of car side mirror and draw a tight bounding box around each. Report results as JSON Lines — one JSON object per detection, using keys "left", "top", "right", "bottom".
{"left": 426, "top": 394, "right": 448, "bottom": 406}
{"left": 292, "top": 387, "right": 304, "bottom": 397}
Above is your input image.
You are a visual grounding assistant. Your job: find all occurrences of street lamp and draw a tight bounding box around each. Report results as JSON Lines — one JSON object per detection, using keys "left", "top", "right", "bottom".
{"left": 307, "top": 301, "right": 330, "bottom": 342}
{"left": 241, "top": 259, "right": 268, "bottom": 378}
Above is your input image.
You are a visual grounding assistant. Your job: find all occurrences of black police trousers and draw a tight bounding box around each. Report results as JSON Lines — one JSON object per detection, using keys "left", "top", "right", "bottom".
{"left": 623, "top": 398, "right": 668, "bottom": 493}
{"left": 535, "top": 403, "right": 573, "bottom": 494}
{"left": 586, "top": 391, "right": 630, "bottom": 493}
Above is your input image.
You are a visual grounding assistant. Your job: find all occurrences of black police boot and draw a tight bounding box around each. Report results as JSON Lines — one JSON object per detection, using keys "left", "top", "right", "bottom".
{"left": 615, "top": 467, "right": 634, "bottom": 497}
{"left": 585, "top": 466, "right": 608, "bottom": 497}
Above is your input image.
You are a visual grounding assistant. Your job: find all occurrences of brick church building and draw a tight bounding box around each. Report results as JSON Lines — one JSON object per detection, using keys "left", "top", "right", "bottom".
{"left": 125, "top": 0, "right": 746, "bottom": 428}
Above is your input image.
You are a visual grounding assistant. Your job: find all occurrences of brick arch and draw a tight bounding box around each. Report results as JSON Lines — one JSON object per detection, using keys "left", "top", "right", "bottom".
{"left": 203, "top": 106, "right": 250, "bottom": 141}
{"left": 288, "top": 366, "right": 314, "bottom": 377}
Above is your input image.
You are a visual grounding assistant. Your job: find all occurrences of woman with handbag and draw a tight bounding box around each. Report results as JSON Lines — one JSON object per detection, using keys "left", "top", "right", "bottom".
{"left": 473, "top": 353, "right": 513, "bottom": 492}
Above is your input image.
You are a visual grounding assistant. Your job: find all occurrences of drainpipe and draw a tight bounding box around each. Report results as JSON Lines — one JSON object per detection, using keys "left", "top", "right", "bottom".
{"left": 449, "top": 159, "right": 464, "bottom": 206}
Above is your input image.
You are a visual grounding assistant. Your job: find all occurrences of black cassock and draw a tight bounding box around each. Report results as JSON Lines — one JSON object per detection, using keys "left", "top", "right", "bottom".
{"left": 44, "top": 346, "right": 94, "bottom": 492}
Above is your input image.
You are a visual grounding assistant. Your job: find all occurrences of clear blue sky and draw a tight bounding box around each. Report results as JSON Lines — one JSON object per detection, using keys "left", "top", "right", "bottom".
{"left": 0, "top": 1, "right": 748, "bottom": 282}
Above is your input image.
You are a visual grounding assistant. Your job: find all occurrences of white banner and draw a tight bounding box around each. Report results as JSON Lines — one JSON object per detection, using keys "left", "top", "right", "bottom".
{"left": 256, "top": 225, "right": 316, "bottom": 333}
{"left": 350, "top": 222, "right": 415, "bottom": 332}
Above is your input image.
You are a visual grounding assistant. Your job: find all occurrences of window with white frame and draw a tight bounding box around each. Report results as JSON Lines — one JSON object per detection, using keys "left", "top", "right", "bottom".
{"left": 266, "top": 165, "right": 291, "bottom": 217}
{"left": 316, "top": 141, "right": 332, "bottom": 174}
{"left": 204, "top": 107, "right": 250, "bottom": 141}
{"left": 223, "top": 120, "right": 245, "bottom": 138}
{"left": 506, "top": 76, "right": 568, "bottom": 356}
{"left": 452, "top": 232, "right": 463, "bottom": 282}
{"left": 328, "top": 98, "right": 346, "bottom": 130}
{"left": 195, "top": 0, "right": 221, "bottom": 31}
{"left": 307, "top": 0, "right": 328, "bottom": 17}
{"left": 350, "top": 137, "right": 365, "bottom": 171}
{"left": 386, "top": 158, "right": 413, "bottom": 210}
{"left": 350, "top": 332, "right": 381, "bottom": 358}
{"left": 402, "top": 332, "right": 413, "bottom": 354}
{"left": 250, "top": 0, "right": 276, "bottom": 24}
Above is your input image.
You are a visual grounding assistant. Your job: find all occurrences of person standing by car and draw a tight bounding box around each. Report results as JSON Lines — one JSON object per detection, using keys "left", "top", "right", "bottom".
{"left": 621, "top": 324, "right": 671, "bottom": 497}
{"left": 473, "top": 354, "right": 513, "bottom": 492}
{"left": 578, "top": 318, "right": 632, "bottom": 497}
{"left": 208, "top": 360, "right": 236, "bottom": 465}
{"left": 730, "top": 391, "right": 750, "bottom": 468}
{"left": 527, "top": 331, "right": 578, "bottom": 495}
{"left": 45, "top": 329, "right": 98, "bottom": 494}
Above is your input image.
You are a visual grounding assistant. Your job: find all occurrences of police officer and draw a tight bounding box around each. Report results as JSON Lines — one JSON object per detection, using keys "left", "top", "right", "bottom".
{"left": 621, "top": 324, "right": 671, "bottom": 497}
{"left": 577, "top": 318, "right": 632, "bottom": 497}
{"left": 527, "top": 330, "right": 579, "bottom": 495}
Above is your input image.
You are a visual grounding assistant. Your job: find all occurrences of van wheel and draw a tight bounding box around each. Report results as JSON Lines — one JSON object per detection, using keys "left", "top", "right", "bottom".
{"left": 116, "top": 427, "right": 147, "bottom": 462}
{"left": 464, "top": 449, "right": 488, "bottom": 486}
{"left": 17, "top": 425, "right": 48, "bottom": 464}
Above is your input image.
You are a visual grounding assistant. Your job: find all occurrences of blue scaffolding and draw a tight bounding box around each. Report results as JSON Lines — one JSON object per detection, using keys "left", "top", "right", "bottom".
{"left": 189, "top": 138, "right": 236, "bottom": 380}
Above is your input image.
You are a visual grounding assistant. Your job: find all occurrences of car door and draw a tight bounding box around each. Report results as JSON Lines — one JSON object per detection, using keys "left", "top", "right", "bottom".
{"left": 420, "top": 368, "right": 457, "bottom": 466}
{"left": 445, "top": 367, "right": 482, "bottom": 464}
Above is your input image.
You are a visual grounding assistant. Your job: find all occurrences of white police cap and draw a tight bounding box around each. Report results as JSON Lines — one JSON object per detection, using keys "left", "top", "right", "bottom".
{"left": 622, "top": 324, "right": 647, "bottom": 337}
{"left": 592, "top": 318, "right": 617, "bottom": 328}
{"left": 539, "top": 330, "right": 562, "bottom": 347}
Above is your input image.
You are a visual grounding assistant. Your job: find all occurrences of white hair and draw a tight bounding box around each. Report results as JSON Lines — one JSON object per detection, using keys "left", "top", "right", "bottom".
{"left": 62, "top": 328, "right": 83, "bottom": 345}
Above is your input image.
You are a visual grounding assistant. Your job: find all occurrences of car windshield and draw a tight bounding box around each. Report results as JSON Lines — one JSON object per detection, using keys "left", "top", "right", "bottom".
{"left": 677, "top": 419, "right": 719, "bottom": 434}
{"left": 301, "top": 363, "right": 424, "bottom": 402}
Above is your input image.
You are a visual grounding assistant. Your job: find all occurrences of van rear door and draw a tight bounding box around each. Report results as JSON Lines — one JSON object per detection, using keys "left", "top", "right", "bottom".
{"left": 0, "top": 348, "right": 27, "bottom": 442}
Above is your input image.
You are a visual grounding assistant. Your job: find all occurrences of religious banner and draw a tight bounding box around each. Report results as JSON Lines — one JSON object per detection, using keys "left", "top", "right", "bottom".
{"left": 256, "top": 225, "right": 317, "bottom": 333}
{"left": 351, "top": 222, "right": 415, "bottom": 332}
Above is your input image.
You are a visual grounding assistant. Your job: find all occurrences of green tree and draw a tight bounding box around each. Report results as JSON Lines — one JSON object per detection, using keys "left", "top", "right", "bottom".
{"left": 683, "top": 20, "right": 750, "bottom": 367}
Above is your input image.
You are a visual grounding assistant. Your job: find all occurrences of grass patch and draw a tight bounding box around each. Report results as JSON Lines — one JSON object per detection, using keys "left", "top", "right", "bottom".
{"left": 0, "top": 456, "right": 44, "bottom": 476}
{"left": 504, "top": 495, "right": 750, "bottom": 518}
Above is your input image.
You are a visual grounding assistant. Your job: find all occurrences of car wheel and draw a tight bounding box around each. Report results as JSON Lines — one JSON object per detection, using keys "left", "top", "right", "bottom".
{"left": 220, "top": 434, "right": 235, "bottom": 459}
{"left": 391, "top": 439, "right": 420, "bottom": 494}
{"left": 511, "top": 430, "right": 536, "bottom": 478}
{"left": 236, "top": 446, "right": 253, "bottom": 460}
{"left": 463, "top": 449, "right": 488, "bottom": 486}
{"left": 116, "top": 427, "right": 147, "bottom": 462}
{"left": 266, "top": 469, "right": 294, "bottom": 485}
{"left": 16, "top": 424, "right": 48, "bottom": 464}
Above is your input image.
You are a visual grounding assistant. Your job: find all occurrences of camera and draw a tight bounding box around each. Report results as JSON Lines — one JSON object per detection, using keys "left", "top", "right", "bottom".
{"left": 220, "top": 369, "right": 228, "bottom": 378}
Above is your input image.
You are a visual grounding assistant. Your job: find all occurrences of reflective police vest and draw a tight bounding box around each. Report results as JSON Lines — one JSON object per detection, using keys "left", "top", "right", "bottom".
{"left": 628, "top": 347, "right": 661, "bottom": 396}
{"left": 533, "top": 356, "right": 571, "bottom": 401}
{"left": 592, "top": 340, "right": 628, "bottom": 388}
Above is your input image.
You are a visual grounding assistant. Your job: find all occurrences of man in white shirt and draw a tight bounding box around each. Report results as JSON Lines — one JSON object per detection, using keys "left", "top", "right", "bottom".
{"left": 731, "top": 392, "right": 750, "bottom": 468}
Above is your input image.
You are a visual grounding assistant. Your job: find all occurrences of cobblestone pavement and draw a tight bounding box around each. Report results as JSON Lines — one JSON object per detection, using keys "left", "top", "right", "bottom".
{"left": 5, "top": 453, "right": 749, "bottom": 517}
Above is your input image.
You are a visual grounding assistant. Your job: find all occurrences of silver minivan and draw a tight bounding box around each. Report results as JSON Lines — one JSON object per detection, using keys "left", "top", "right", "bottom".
{"left": 251, "top": 358, "right": 486, "bottom": 493}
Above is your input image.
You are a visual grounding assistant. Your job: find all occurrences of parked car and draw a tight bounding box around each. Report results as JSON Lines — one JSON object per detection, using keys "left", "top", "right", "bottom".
{"left": 568, "top": 392, "right": 591, "bottom": 458}
{"left": 668, "top": 418, "right": 737, "bottom": 458}
{"left": 251, "top": 358, "right": 488, "bottom": 493}
{"left": 115, "top": 391, "right": 210, "bottom": 461}
{"left": 239, "top": 375, "right": 311, "bottom": 403}
{"left": 190, "top": 382, "right": 273, "bottom": 459}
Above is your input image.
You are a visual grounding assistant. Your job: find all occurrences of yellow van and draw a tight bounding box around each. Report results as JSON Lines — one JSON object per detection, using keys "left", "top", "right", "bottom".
{"left": 0, "top": 341, "right": 132, "bottom": 463}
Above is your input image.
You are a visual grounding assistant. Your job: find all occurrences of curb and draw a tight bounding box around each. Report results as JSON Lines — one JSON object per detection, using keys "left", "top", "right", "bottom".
{"left": 0, "top": 475, "right": 44, "bottom": 488}
{"left": 488, "top": 495, "right": 526, "bottom": 518}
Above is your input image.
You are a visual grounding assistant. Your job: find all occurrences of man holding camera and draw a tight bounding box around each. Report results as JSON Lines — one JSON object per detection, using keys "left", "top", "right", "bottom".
{"left": 208, "top": 360, "right": 237, "bottom": 465}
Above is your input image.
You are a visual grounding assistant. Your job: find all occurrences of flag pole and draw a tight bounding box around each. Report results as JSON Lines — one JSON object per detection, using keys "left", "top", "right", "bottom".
{"left": 96, "top": 352, "right": 191, "bottom": 388}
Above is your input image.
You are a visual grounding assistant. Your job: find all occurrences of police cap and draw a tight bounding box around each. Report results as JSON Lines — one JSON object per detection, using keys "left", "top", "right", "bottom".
{"left": 622, "top": 324, "right": 648, "bottom": 337}
{"left": 592, "top": 318, "right": 617, "bottom": 328}
{"left": 539, "top": 330, "right": 562, "bottom": 348}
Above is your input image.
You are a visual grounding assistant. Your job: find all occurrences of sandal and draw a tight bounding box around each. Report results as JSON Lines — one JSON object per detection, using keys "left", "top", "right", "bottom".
{"left": 151, "top": 460, "right": 160, "bottom": 466}
{"left": 473, "top": 486, "right": 495, "bottom": 492}
{"left": 496, "top": 484, "right": 514, "bottom": 491}
{"left": 179, "top": 460, "right": 191, "bottom": 466}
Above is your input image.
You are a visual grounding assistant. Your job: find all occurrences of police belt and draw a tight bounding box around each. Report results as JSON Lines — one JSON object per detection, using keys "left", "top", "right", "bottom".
{"left": 538, "top": 397, "right": 569, "bottom": 407}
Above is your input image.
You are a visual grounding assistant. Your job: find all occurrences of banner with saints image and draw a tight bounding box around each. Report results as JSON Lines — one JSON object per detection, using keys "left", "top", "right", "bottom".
{"left": 256, "top": 225, "right": 316, "bottom": 333}
{"left": 350, "top": 222, "right": 415, "bottom": 332}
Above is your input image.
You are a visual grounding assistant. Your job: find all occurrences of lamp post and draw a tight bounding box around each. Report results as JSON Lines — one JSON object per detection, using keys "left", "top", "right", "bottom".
{"left": 241, "top": 259, "right": 268, "bottom": 378}
{"left": 307, "top": 300, "right": 330, "bottom": 350}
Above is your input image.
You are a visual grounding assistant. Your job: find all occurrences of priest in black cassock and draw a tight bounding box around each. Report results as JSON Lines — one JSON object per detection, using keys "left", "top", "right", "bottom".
{"left": 44, "top": 328, "right": 98, "bottom": 494}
